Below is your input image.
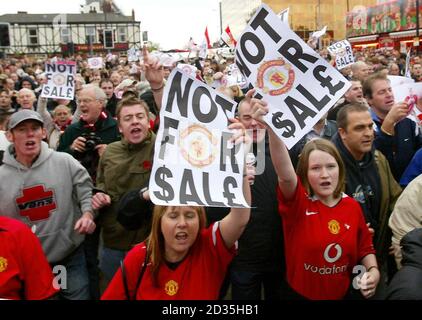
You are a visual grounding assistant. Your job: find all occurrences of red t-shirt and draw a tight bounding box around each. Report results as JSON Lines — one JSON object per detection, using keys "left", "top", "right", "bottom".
{"left": 0, "top": 216, "right": 58, "bottom": 300}
{"left": 102, "top": 221, "right": 236, "bottom": 300}
{"left": 277, "top": 179, "right": 375, "bottom": 300}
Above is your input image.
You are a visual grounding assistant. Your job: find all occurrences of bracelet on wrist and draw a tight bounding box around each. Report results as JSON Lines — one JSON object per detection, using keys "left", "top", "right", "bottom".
{"left": 151, "top": 83, "right": 164, "bottom": 92}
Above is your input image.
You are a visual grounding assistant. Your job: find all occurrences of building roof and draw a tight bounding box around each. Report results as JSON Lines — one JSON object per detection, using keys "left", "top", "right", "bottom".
{"left": 0, "top": 13, "right": 139, "bottom": 24}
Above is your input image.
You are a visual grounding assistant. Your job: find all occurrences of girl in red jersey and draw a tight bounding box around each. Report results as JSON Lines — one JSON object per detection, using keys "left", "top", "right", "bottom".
{"left": 249, "top": 92, "right": 380, "bottom": 300}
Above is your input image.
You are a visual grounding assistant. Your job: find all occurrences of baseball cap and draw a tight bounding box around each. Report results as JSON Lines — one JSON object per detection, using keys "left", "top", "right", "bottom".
{"left": 8, "top": 109, "right": 44, "bottom": 130}
{"left": 115, "top": 79, "right": 138, "bottom": 91}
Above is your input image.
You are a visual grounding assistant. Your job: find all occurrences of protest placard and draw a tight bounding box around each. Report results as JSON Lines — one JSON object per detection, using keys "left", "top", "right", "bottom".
{"left": 235, "top": 4, "right": 350, "bottom": 149}
{"left": 88, "top": 57, "right": 103, "bottom": 69}
{"left": 41, "top": 61, "right": 76, "bottom": 100}
{"left": 149, "top": 69, "right": 249, "bottom": 208}
{"left": 327, "top": 40, "right": 354, "bottom": 70}
{"left": 388, "top": 75, "right": 415, "bottom": 88}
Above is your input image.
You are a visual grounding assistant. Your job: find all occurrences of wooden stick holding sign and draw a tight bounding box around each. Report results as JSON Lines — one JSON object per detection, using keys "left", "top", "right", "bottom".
{"left": 234, "top": 4, "right": 351, "bottom": 149}
{"left": 149, "top": 68, "right": 250, "bottom": 208}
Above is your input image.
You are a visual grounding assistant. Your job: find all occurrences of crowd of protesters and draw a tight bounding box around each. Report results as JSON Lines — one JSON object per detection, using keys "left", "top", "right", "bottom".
{"left": 0, "top": 39, "right": 422, "bottom": 301}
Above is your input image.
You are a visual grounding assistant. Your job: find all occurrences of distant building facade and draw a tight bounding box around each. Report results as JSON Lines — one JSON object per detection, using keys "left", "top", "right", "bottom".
{"left": 0, "top": 0, "right": 141, "bottom": 55}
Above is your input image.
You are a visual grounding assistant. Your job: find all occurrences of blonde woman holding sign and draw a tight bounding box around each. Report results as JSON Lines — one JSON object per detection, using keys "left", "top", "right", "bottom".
{"left": 249, "top": 91, "right": 380, "bottom": 300}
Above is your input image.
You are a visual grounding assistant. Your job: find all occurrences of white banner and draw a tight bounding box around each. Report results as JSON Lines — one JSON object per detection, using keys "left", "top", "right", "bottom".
{"left": 41, "top": 61, "right": 76, "bottom": 100}
{"left": 327, "top": 40, "right": 355, "bottom": 70}
{"left": 235, "top": 4, "right": 350, "bottom": 149}
{"left": 149, "top": 69, "right": 249, "bottom": 208}
{"left": 88, "top": 57, "right": 103, "bottom": 69}
{"left": 388, "top": 75, "right": 415, "bottom": 88}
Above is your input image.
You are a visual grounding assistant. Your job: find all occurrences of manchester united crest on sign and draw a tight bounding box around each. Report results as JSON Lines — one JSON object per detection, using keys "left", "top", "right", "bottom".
{"left": 179, "top": 124, "right": 218, "bottom": 168}
{"left": 256, "top": 58, "right": 295, "bottom": 96}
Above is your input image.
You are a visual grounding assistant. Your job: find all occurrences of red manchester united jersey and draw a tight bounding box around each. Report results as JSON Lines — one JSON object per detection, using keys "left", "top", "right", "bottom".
{"left": 277, "top": 179, "right": 375, "bottom": 300}
{"left": 0, "top": 217, "right": 57, "bottom": 300}
{"left": 102, "top": 221, "right": 236, "bottom": 300}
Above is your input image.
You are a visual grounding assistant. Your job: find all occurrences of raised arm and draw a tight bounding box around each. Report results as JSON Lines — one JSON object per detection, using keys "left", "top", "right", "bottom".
{"left": 249, "top": 90, "right": 297, "bottom": 200}
{"left": 36, "top": 97, "right": 54, "bottom": 134}
{"left": 219, "top": 119, "right": 251, "bottom": 249}
{"left": 142, "top": 45, "right": 165, "bottom": 110}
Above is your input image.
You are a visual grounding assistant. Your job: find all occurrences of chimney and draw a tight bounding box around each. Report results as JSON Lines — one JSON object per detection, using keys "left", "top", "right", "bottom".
{"left": 132, "top": 9, "right": 135, "bottom": 21}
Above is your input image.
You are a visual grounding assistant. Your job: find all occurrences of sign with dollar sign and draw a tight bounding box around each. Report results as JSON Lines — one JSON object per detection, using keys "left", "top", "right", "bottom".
{"left": 235, "top": 4, "right": 351, "bottom": 149}
{"left": 149, "top": 69, "right": 249, "bottom": 208}
{"left": 272, "top": 112, "right": 296, "bottom": 138}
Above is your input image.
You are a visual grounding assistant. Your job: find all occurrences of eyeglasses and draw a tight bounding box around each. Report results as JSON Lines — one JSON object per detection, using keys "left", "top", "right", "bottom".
{"left": 77, "top": 98, "right": 95, "bottom": 104}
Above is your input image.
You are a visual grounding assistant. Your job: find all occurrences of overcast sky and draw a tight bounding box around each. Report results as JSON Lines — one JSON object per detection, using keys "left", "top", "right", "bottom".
{"left": 0, "top": 0, "right": 221, "bottom": 50}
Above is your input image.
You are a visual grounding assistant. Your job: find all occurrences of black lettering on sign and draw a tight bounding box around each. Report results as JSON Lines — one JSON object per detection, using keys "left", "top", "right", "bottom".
{"left": 66, "top": 74, "right": 74, "bottom": 87}
{"left": 153, "top": 166, "right": 174, "bottom": 202}
{"left": 215, "top": 95, "right": 236, "bottom": 127}
{"left": 296, "top": 84, "right": 330, "bottom": 111}
{"left": 180, "top": 169, "right": 204, "bottom": 205}
{"left": 203, "top": 172, "right": 225, "bottom": 206}
{"left": 165, "top": 70, "right": 194, "bottom": 118}
{"left": 240, "top": 32, "right": 265, "bottom": 65}
{"left": 284, "top": 96, "right": 317, "bottom": 129}
{"left": 272, "top": 112, "right": 296, "bottom": 138}
{"left": 223, "top": 177, "right": 242, "bottom": 207}
{"left": 278, "top": 39, "right": 318, "bottom": 73}
{"left": 159, "top": 116, "right": 179, "bottom": 160}
{"left": 313, "top": 65, "right": 345, "bottom": 96}
{"left": 235, "top": 51, "right": 252, "bottom": 78}
{"left": 43, "top": 86, "right": 50, "bottom": 95}
{"left": 192, "top": 86, "right": 218, "bottom": 123}
{"left": 220, "top": 132, "right": 240, "bottom": 174}
{"left": 250, "top": 7, "right": 281, "bottom": 43}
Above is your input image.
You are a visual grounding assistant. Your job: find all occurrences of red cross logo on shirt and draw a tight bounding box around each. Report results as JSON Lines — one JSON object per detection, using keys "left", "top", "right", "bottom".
{"left": 15, "top": 185, "right": 57, "bottom": 222}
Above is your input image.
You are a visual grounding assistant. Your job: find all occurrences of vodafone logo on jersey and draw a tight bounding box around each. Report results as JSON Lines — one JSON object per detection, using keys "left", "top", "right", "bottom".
{"left": 15, "top": 185, "right": 57, "bottom": 222}
{"left": 303, "top": 243, "right": 348, "bottom": 275}
{"left": 324, "top": 243, "right": 342, "bottom": 263}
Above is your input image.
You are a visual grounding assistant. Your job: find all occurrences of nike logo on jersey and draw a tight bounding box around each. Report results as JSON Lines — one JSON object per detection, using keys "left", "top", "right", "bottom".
{"left": 305, "top": 210, "right": 319, "bottom": 216}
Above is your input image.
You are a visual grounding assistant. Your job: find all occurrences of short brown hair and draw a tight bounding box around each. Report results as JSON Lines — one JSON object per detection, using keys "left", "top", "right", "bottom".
{"left": 115, "top": 97, "right": 150, "bottom": 121}
{"left": 362, "top": 72, "right": 389, "bottom": 99}
{"left": 296, "top": 138, "right": 345, "bottom": 199}
{"left": 336, "top": 103, "right": 370, "bottom": 130}
{"left": 146, "top": 205, "right": 207, "bottom": 286}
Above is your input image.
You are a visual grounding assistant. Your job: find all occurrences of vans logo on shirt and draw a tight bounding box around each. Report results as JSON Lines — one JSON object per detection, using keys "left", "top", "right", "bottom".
{"left": 15, "top": 185, "right": 57, "bottom": 222}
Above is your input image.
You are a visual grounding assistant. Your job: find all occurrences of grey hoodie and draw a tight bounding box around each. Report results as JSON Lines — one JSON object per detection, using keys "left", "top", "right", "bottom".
{"left": 0, "top": 142, "right": 93, "bottom": 263}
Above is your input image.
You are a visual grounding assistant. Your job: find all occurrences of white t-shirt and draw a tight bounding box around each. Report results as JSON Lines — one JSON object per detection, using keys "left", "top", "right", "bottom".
{"left": 0, "top": 131, "right": 10, "bottom": 151}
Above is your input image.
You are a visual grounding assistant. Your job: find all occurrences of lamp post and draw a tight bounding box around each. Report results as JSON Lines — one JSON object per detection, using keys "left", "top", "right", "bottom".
{"left": 416, "top": 0, "right": 420, "bottom": 53}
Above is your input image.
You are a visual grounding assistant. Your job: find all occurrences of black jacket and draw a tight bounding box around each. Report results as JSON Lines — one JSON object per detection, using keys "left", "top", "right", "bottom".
{"left": 206, "top": 138, "right": 285, "bottom": 272}
{"left": 332, "top": 133, "right": 382, "bottom": 232}
{"left": 372, "top": 112, "right": 422, "bottom": 182}
{"left": 385, "top": 228, "right": 422, "bottom": 300}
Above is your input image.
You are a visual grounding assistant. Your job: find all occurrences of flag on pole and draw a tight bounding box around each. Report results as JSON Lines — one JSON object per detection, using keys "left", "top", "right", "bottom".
{"left": 225, "top": 25, "right": 237, "bottom": 47}
{"left": 205, "top": 27, "right": 211, "bottom": 49}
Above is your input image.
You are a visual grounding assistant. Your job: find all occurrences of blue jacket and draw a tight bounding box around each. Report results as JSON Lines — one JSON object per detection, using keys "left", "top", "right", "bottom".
{"left": 371, "top": 110, "right": 422, "bottom": 182}
{"left": 400, "top": 148, "right": 422, "bottom": 187}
